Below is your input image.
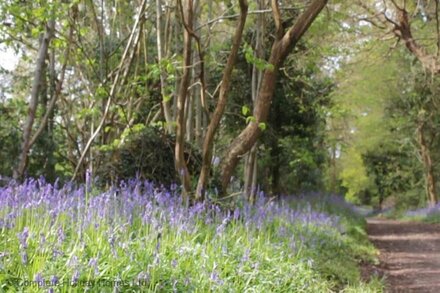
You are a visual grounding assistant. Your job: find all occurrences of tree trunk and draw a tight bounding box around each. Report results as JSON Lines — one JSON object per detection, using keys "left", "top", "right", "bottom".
{"left": 175, "top": 0, "right": 194, "bottom": 195}
{"left": 195, "top": 0, "right": 249, "bottom": 200}
{"left": 72, "top": 0, "right": 148, "bottom": 180}
{"left": 14, "top": 20, "right": 55, "bottom": 180}
{"left": 270, "top": 138, "right": 281, "bottom": 195}
{"left": 417, "top": 120, "right": 438, "bottom": 207}
{"left": 244, "top": 145, "right": 258, "bottom": 202}
{"left": 185, "top": 90, "right": 194, "bottom": 142}
{"left": 244, "top": 0, "right": 264, "bottom": 200}
{"left": 220, "top": 0, "right": 328, "bottom": 193}
{"left": 156, "top": 0, "right": 174, "bottom": 133}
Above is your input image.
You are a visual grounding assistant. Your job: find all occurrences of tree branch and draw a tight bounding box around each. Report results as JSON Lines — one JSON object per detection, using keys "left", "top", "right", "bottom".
{"left": 72, "top": 0, "right": 149, "bottom": 180}
{"left": 196, "top": 0, "right": 249, "bottom": 199}
{"left": 271, "top": 0, "right": 284, "bottom": 40}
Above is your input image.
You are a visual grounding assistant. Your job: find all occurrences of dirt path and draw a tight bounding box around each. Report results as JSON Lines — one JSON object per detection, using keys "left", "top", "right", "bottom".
{"left": 367, "top": 219, "right": 440, "bottom": 292}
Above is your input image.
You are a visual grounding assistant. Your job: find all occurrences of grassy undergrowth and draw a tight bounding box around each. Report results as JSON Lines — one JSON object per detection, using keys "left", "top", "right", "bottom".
{"left": 0, "top": 179, "right": 382, "bottom": 292}
{"left": 403, "top": 203, "right": 440, "bottom": 223}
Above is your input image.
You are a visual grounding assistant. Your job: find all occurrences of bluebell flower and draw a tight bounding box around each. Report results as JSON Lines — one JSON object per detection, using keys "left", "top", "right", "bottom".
{"left": 21, "top": 252, "right": 28, "bottom": 265}
{"left": 50, "top": 275, "right": 58, "bottom": 285}
{"left": 34, "top": 272, "right": 44, "bottom": 284}
{"left": 17, "top": 227, "right": 29, "bottom": 249}
{"left": 71, "top": 270, "right": 80, "bottom": 284}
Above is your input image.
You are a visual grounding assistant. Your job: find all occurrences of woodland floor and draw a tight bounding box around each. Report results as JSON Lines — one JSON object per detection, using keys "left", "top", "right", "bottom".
{"left": 367, "top": 219, "right": 440, "bottom": 292}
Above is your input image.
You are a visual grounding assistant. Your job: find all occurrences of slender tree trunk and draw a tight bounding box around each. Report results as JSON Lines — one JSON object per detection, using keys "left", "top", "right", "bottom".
{"left": 175, "top": 0, "right": 194, "bottom": 195}
{"left": 270, "top": 138, "right": 281, "bottom": 195}
{"left": 417, "top": 120, "right": 438, "bottom": 207}
{"left": 156, "top": 0, "right": 174, "bottom": 133}
{"left": 244, "top": 0, "right": 265, "bottom": 200}
{"left": 72, "top": 0, "right": 148, "bottom": 180}
{"left": 244, "top": 145, "right": 258, "bottom": 201}
{"left": 193, "top": 0, "right": 202, "bottom": 147}
{"left": 195, "top": 0, "right": 249, "bottom": 200}
{"left": 14, "top": 20, "right": 55, "bottom": 180}
{"left": 195, "top": 81, "right": 202, "bottom": 146}
{"left": 185, "top": 89, "right": 194, "bottom": 142}
{"left": 220, "top": 0, "right": 328, "bottom": 193}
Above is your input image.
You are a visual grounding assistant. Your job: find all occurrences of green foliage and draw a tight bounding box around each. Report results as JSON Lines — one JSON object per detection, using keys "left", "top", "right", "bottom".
{"left": 0, "top": 102, "right": 21, "bottom": 177}
{"left": 243, "top": 43, "right": 274, "bottom": 71}
{"left": 0, "top": 183, "right": 382, "bottom": 292}
{"left": 95, "top": 127, "right": 201, "bottom": 186}
{"left": 260, "top": 48, "right": 334, "bottom": 194}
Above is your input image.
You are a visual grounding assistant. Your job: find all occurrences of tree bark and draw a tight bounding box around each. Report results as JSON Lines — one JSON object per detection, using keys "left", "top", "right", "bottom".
{"left": 195, "top": 0, "right": 249, "bottom": 200}
{"left": 244, "top": 0, "right": 265, "bottom": 201}
{"left": 220, "top": 0, "right": 328, "bottom": 193}
{"left": 156, "top": 0, "right": 174, "bottom": 133}
{"left": 417, "top": 120, "right": 438, "bottom": 207}
{"left": 14, "top": 20, "right": 55, "bottom": 180}
{"left": 244, "top": 145, "right": 258, "bottom": 201}
{"left": 393, "top": 7, "right": 440, "bottom": 74}
{"left": 175, "top": 0, "right": 194, "bottom": 195}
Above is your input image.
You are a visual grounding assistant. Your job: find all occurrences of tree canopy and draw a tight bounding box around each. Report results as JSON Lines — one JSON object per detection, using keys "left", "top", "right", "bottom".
{"left": 1, "top": 0, "right": 440, "bottom": 208}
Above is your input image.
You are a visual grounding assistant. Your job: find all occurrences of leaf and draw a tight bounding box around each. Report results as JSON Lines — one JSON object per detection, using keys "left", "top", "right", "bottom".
{"left": 163, "top": 95, "right": 172, "bottom": 102}
{"left": 258, "top": 122, "right": 267, "bottom": 131}
{"left": 166, "top": 62, "right": 175, "bottom": 74}
{"left": 246, "top": 116, "right": 256, "bottom": 124}
{"left": 31, "top": 27, "right": 41, "bottom": 38}
{"left": 242, "top": 105, "right": 250, "bottom": 116}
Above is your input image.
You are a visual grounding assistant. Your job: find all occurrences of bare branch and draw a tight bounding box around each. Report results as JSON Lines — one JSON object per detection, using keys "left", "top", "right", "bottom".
{"left": 389, "top": 0, "right": 404, "bottom": 11}
{"left": 72, "top": 0, "right": 149, "bottom": 180}
{"left": 196, "top": 7, "right": 302, "bottom": 31}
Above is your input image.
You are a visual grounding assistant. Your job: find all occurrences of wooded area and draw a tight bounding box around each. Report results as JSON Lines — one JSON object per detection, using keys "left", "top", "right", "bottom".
{"left": 1, "top": 0, "right": 440, "bottom": 209}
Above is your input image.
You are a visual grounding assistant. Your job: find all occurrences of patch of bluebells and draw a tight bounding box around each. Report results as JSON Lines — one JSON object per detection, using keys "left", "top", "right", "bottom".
{"left": 405, "top": 202, "right": 440, "bottom": 218}
{"left": 0, "top": 177, "right": 343, "bottom": 238}
{"left": 0, "top": 178, "right": 349, "bottom": 290}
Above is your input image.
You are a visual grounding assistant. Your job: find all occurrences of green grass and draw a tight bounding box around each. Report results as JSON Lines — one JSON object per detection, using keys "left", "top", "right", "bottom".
{"left": 0, "top": 180, "right": 383, "bottom": 292}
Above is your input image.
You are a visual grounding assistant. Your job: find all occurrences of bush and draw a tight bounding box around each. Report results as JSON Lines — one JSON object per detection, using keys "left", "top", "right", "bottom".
{"left": 95, "top": 127, "right": 201, "bottom": 186}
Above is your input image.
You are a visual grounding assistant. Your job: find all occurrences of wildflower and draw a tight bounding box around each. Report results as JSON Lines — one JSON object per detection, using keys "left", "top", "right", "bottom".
{"left": 39, "top": 232, "right": 46, "bottom": 246}
{"left": 210, "top": 264, "right": 224, "bottom": 286}
{"left": 88, "top": 258, "right": 99, "bottom": 275}
{"left": 50, "top": 275, "right": 59, "bottom": 285}
{"left": 52, "top": 249, "right": 63, "bottom": 259}
{"left": 67, "top": 255, "right": 78, "bottom": 268}
{"left": 17, "top": 227, "right": 29, "bottom": 249}
{"left": 34, "top": 272, "right": 44, "bottom": 285}
{"left": 21, "top": 252, "right": 28, "bottom": 265}
{"left": 137, "top": 271, "right": 150, "bottom": 284}
{"left": 233, "top": 208, "right": 240, "bottom": 221}
{"left": 57, "top": 227, "right": 65, "bottom": 244}
{"left": 71, "top": 270, "right": 80, "bottom": 284}
{"left": 216, "top": 215, "right": 231, "bottom": 235}
{"left": 241, "top": 249, "right": 250, "bottom": 264}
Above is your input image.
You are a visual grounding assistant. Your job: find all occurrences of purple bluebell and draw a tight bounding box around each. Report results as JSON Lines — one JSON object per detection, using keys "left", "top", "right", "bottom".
{"left": 17, "top": 227, "right": 29, "bottom": 249}
{"left": 21, "top": 252, "right": 28, "bottom": 265}
{"left": 71, "top": 270, "right": 80, "bottom": 284}
{"left": 50, "top": 275, "right": 58, "bottom": 285}
{"left": 34, "top": 272, "right": 44, "bottom": 284}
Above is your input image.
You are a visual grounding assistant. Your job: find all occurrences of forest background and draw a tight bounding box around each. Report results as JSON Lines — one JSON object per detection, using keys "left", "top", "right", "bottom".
{"left": 1, "top": 0, "right": 439, "bottom": 210}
